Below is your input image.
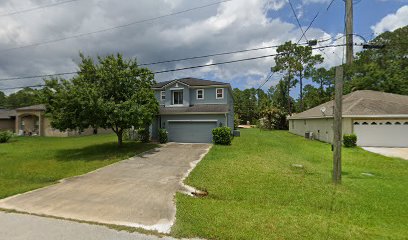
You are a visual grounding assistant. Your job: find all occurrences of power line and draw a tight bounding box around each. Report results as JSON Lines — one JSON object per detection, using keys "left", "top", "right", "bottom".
{"left": 0, "top": 0, "right": 232, "bottom": 53}
{"left": 0, "top": 43, "right": 348, "bottom": 91}
{"left": 257, "top": 71, "right": 274, "bottom": 90}
{"left": 0, "top": 0, "right": 79, "bottom": 17}
{"left": 139, "top": 43, "right": 291, "bottom": 66}
{"left": 0, "top": 41, "right": 313, "bottom": 82}
{"left": 288, "top": 0, "right": 309, "bottom": 42}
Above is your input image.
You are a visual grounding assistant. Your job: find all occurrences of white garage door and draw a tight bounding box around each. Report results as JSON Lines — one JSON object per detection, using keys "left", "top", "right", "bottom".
{"left": 354, "top": 120, "right": 408, "bottom": 147}
{"left": 168, "top": 121, "right": 217, "bottom": 143}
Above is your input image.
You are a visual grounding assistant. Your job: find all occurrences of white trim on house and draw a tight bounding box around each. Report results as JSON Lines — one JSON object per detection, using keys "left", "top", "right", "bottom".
{"left": 190, "top": 85, "right": 230, "bottom": 89}
{"left": 216, "top": 88, "right": 224, "bottom": 99}
{"left": 160, "top": 112, "right": 228, "bottom": 115}
{"left": 345, "top": 114, "right": 408, "bottom": 118}
{"left": 170, "top": 87, "right": 184, "bottom": 90}
{"left": 167, "top": 120, "right": 218, "bottom": 122}
{"left": 160, "top": 91, "right": 165, "bottom": 100}
{"left": 196, "top": 89, "right": 204, "bottom": 100}
{"left": 161, "top": 80, "right": 190, "bottom": 89}
{"left": 289, "top": 114, "right": 408, "bottom": 120}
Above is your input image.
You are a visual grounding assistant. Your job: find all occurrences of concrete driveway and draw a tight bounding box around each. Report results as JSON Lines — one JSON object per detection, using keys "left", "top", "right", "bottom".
{"left": 0, "top": 143, "right": 211, "bottom": 233}
{"left": 363, "top": 147, "right": 408, "bottom": 160}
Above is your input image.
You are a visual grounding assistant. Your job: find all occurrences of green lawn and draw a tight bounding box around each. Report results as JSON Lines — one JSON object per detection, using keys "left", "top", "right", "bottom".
{"left": 0, "top": 134, "right": 156, "bottom": 199}
{"left": 173, "top": 129, "right": 408, "bottom": 240}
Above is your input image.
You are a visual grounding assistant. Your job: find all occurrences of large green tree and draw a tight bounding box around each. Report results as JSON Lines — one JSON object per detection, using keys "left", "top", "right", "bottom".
{"left": 346, "top": 26, "right": 408, "bottom": 95}
{"left": 3, "top": 88, "right": 41, "bottom": 108}
{"left": 43, "top": 53, "right": 159, "bottom": 145}
{"left": 272, "top": 41, "right": 323, "bottom": 113}
{"left": 0, "top": 91, "right": 6, "bottom": 107}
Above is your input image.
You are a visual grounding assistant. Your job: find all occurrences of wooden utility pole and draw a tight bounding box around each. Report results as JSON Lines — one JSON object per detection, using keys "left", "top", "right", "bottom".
{"left": 345, "top": 0, "right": 354, "bottom": 64}
{"left": 333, "top": 66, "right": 343, "bottom": 184}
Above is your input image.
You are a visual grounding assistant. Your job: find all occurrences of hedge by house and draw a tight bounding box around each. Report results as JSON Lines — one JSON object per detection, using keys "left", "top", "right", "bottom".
{"left": 0, "top": 131, "right": 13, "bottom": 143}
{"left": 212, "top": 127, "right": 232, "bottom": 145}
{"left": 343, "top": 134, "right": 357, "bottom": 147}
{"left": 158, "top": 128, "right": 168, "bottom": 144}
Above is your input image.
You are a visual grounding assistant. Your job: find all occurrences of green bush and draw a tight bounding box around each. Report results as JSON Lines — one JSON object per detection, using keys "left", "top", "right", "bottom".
{"left": 158, "top": 128, "right": 168, "bottom": 144}
{"left": 234, "top": 114, "right": 240, "bottom": 130}
{"left": 137, "top": 128, "right": 150, "bottom": 143}
{"left": 0, "top": 131, "right": 13, "bottom": 143}
{"left": 212, "top": 127, "right": 232, "bottom": 145}
{"left": 343, "top": 134, "right": 357, "bottom": 147}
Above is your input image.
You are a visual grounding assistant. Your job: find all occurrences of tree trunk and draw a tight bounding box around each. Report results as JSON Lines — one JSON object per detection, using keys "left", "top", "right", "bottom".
{"left": 112, "top": 126, "right": 123, "bottom": 146}
{"left": 117, "top": 130, "right": 123, "bottom": 146}
{"left": 287, "top": 71, "right": 292, "bottom": 115}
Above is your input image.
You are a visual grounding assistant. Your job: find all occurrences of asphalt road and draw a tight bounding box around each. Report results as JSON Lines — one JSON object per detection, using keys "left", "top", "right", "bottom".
{"left": 0, "top": 211, "right": 176, "bottom": 240}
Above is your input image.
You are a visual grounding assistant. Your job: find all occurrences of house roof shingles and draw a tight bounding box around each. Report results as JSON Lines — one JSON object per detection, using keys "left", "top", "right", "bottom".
{"left": 15, "top": 104, "right": 46, "bottom": 111}
{"left": 153, "top": 77, "right": 229, "bottom": 88}
{"left": 0, "top": 109, "right": 16, "bottom": 119}
{"left": 159, "top": 104, "right": 229, "bottom": 114}
{"left": 289, "top": 90, "right": 408, "bottom": 119}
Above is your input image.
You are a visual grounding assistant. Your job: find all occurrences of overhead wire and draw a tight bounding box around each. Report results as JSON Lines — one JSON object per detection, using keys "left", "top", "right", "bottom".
{"left": 0, "top": 0, "right": 79, "bottom": 17}
{"left": 0, "top": 43, "right": 349, "bottom": 91}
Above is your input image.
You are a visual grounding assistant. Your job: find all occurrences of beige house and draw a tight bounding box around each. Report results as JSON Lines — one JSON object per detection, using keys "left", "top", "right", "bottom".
{"left": 0, "top": 104, "right": 110, "bottom": 137}
{"left": 288, "top": 90, "right": 408, "bottom": 147}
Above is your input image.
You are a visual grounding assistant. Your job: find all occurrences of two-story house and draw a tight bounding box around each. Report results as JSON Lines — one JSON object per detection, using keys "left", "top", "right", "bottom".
{"left": 151, "top": 78, "right": 234, "bottom": 143}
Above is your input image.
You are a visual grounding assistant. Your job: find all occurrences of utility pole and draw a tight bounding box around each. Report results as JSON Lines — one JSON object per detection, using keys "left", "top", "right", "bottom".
{"left": 345, "top": 0, "right": 353, "bottom": 64}
{"left": 332, "top": 0, "right": 353, "bottom": 184}
{"left": 333, "top": 66, "right": 343, "bottom": 184}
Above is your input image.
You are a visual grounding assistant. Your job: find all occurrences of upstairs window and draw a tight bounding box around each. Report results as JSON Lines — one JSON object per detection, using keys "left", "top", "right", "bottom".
{"left": 216, "top": 88, "right": 224, "bottom": 99}
{"left": 172, "top": 90, "right": 183, "bottom": 105}
{"left": 160, "top": 91, "right": 165, "bottom": 100}
{"left": 196, "top": 89, "right": 204, "bottom": 100}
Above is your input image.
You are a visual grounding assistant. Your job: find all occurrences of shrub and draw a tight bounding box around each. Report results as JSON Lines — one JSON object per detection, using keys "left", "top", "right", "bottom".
{"left": 259, "top": 106, "right": 288, "bottom": 130}
{"left": 234, "top": 114, "right": 240, "bottom": 130}
{"left": 0, "top": 130, "right": 13, "bottom": 143}
{"left": 212, "top": 127, "right": 232, "bottom": 145}
{"left": 343, "top": 134, "right": 357, "bottom": 147}
{"left": 137, "top": 128, "right": 150, "bottom": 143}
{"left": 158, "top": 128, "right": 168, "bottom": 144}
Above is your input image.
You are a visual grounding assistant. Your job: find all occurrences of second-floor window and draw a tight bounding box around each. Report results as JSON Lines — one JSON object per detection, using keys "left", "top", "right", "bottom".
{"left": 172, "top": 90, "right": 183, "bottom": 105}
{"left": 161, "top": 91, "right": 165, "bottom": 100}
{"left": 216, "top": 88, "right": 224, "bottom": 99}
{"left": 196, "top": 89, "right": 204, "bottom": 100}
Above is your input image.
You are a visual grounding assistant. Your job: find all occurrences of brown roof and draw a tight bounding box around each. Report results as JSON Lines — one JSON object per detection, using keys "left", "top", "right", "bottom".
{"left": 16, "top": 104, "right": 46, "bottom": 111}
{"left": 0, "top": 109, "right": 16, "bottom": 119}
{"left": 289, "top": 90, "right": 408, "bottom": 119}
{"left": 153, "top": 78, "right": 229, "bottom": 89}
{"left": 159, "top": 104, "right": 229, "bottom": 114}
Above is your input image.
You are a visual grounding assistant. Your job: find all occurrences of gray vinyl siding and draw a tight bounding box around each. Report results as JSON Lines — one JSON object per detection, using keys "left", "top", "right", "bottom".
{"left": 152, "top": 82, "right": 234, "bottom": 142}
{"left": 155, "top": 86, "right": 230, "bottom": 107}
{"left": 154, "top": 91, "right": 164, "bottom": 105}
{"left": 162, "top": 83, "right": 190, "bottom": 107}
{"left": 189, "top": 87, "right": 228, "bottom": 105}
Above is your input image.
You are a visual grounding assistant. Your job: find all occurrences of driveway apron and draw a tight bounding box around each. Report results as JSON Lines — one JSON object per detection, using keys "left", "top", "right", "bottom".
{"left": 0, "top": 143, "right": 211, "bottom": 233}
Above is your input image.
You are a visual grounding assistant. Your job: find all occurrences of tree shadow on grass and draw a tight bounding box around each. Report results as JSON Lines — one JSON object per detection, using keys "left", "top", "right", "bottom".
{"left": 53, "top": 141, "right": 159, "bottom": 162}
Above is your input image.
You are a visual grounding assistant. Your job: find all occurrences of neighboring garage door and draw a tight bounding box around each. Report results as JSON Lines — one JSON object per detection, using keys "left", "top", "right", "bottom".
{"left": 168, "top": 121, "right": 217, "bottom": 143}
{"left": 354, "top": 120, "right": 408, "bottom": 147}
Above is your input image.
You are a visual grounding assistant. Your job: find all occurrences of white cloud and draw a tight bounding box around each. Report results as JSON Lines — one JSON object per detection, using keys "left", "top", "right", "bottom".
{"left": 371, "top": 5, "right": 408, "bottom": 34}
{"left": 0, "top": 0, "right": 342, "bottom": 93}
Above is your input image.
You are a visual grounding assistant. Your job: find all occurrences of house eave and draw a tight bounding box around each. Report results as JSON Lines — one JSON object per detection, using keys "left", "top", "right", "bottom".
{"left": 288, "top": 114, "right": 408, "bottom": 120}
{"left": 159, "top": 112, "right": 228, "bottom": 115}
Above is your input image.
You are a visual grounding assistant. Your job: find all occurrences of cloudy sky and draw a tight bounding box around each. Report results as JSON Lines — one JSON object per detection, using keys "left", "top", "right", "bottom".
{"left": 0, "top": 0, "right": 407, "bottom": 95}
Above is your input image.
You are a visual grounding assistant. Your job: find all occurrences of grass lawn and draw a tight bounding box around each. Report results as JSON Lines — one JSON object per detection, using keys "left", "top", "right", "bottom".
{"left": 173, "top": 129, "right": 408, "bottom": 240}
{"left": 0, "top": 134, "right": 156, "bottom": 199}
